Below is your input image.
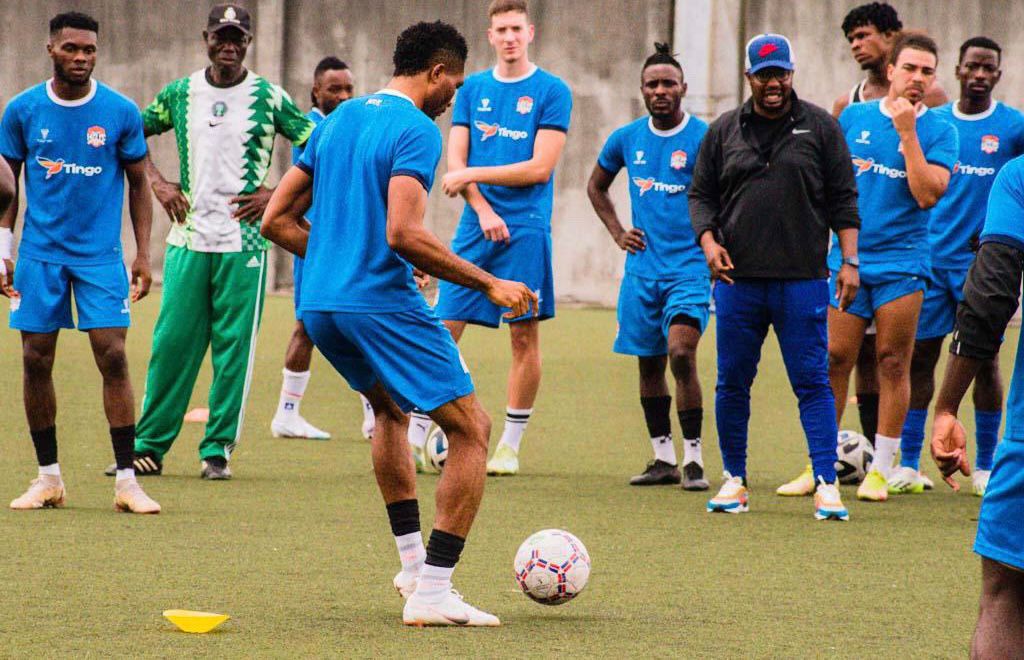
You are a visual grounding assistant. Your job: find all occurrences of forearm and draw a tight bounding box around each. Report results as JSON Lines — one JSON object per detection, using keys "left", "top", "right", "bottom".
{"left": 261, "top": 186, "right": 312, "bottom": 257}
{"left": 933, "top": 354, "right": 983, "bottom": 416}
{"left": 462, "top": 183, "right": 496, "bottom": 216}
{"left": 391, "top": 225, "right": 495, "bottom": 292}
{"left": 461, "top": 160, "right": 551, "bottom": 188}
{"left": 128, "top": 180, "right": 153, "bottom": 261}
{"left": 901, "top": 133, "right": 946, "bottom": 208}
{"left": 836, "top": 227, "right": 858, "bottom": 259}
{"left": 144, "top": 152, "right": 170, "bottom": 188}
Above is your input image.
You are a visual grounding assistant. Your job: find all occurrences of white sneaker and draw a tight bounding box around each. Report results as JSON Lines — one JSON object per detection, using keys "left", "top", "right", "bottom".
{"left": 886, "top": 466, "right": 928, "bottom": 494}
{"left": 271, "top": 415, "right": 331, "bottom": 440}
{"left": 973, "top": 470, "right": 991, "bottom": 497}
{"left": 813, "top": 478, "right": 850, "bottom": 521}
{"left": 393, "top": 571, "right": 418, "bottom": 598}
{"left": 403, "top": 590, "right": 500, "bottom": 627}
{"left": 706, "top": 473, "right": 749, "bottom": 513}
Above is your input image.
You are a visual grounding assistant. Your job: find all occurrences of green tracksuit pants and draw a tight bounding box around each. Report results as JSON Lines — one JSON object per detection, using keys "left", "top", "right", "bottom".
{"left": 135, "top": 245, "right": 266, "bottom": 461}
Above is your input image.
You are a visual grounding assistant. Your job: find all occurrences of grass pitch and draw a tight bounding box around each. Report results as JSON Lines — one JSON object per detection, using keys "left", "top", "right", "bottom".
{"left": 0, "top": 293, "right": 1007, "bottom": 658}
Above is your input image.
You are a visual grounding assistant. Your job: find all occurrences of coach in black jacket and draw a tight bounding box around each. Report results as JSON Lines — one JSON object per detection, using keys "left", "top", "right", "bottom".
{"left": 689, "top": 33, "right": 861, "bottom": 515}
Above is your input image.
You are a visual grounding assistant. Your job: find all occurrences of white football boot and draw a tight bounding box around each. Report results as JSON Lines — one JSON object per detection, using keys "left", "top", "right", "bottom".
{"left": 271, "top": 415, "right": 331, "bottom": 440}
{"left": 393, "top": 571, "right": 418, "bottom": 598}
{"left": 973, "top": 470, "right": 991, "bottom": 497}
{"left": 403, "top": 590, "right": 500, "bottom": 627}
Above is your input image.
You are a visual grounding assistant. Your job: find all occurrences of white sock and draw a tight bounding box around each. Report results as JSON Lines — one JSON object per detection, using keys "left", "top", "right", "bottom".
{"left": 38, "top": 463, "right": 60, "bottom": 477}
{"left": 408, "top": 412, "right": 432, "bottom": 449}
{"left": 414, "top": 563, "right": 454, "bottom": 604}
{"left": 359, "top": 394, "right": 375, "bottom": 426}
{"left": 277, "top": 368, "right": 310, "bottom": 418}
{"left": 873, "top": 434, "right": 899, "bottom": 478}
{"left": 395, "top": 531, "right": 426, "bottom": 575}
{"left": 498, "top": 407, "right": 532, "bottom": 452}
{"left": 115, "top": 469, "right": 135, "bottom": 482}
{"left": 651, "top": 435, "right": 676, "bottom": 465}
{"left": 683, "top": 438, "right": 703, "bottom": 467}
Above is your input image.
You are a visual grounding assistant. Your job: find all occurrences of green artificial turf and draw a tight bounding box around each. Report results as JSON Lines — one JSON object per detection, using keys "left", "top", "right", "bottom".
{"left": 0, "top": 295, "right": 1007, "bottom": 657}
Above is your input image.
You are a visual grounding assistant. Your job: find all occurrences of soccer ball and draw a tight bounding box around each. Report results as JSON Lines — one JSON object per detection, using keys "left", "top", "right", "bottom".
{"left": 513, "top": 529, "right": 591, "bottom": 605}
{"left": 425, "top": 426, "right": 448, "bottom": 472}
{"left": 835, "top": 430, "right": 873, "bottom": 485}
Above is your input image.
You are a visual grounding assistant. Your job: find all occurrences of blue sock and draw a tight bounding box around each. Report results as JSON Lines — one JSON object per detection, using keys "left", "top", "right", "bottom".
{"left": 899, "top": 408, "right": 928, "bottom": 470}
{"left": 975, "top": 410, "right": 1002, "bottom": 471}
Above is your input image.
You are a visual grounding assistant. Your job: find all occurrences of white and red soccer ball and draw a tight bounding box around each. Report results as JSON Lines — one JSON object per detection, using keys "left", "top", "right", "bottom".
{"left": 513, "top": 529, "right": 591, "bottom": 605}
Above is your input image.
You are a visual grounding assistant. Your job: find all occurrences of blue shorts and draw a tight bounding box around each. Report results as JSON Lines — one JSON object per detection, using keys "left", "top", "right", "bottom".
{"left": 614, "top": 273, "right": 710, "bottom": 356}
{"left": 916, "top": 268, "right": 966, "bottom": 340}
{"left": 9, "top": 256, "right": 130, "bottom": 333}
{"left": 435, "top": 224, "right": 554, "bottom": 327}
{"left": 293, "top": 255, "right": 304, "bottom": 321}
{"left": 975, "top": 437, "right": 1024, "bottom": 571}
{"left": 302, "top": 304, "right": 474, "bottom": 413}
{"left": 829, "top": 270, "right": 926, "bottom": 320}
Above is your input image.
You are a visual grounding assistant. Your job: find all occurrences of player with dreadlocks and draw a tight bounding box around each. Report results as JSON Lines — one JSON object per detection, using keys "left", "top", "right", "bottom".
{"left": 587, "top": 43, "right": 711, "bottom": 490}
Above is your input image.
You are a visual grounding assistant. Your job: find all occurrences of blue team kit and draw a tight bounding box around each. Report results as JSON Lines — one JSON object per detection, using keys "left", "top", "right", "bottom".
{"left": 830, "top": 99, "right": 958, "bottom": 319}
{"left": 290, "top": 106, "right": 326, "bottom": 319}
{"left": 436, "top": 66, "right": 571, "bottom": 326}
{"left": 296, "top": 89, "right": 472, "bottom": 412}
{"left": 0, "top": 79, "right": 147, "bottom": 332}
{"left": 597, "top": 114, "right": 711, "bottom": 355}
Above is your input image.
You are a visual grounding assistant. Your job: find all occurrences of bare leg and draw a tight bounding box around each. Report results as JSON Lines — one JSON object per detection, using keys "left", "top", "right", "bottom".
{"left": 668, "top": 324, "right": 702, "bottom": 409}
{"left": 283, "top": 321, "right": 315, "bottom": 373}
{"left": 972, "top": 558, "right": 1024, "bottom": 659}
{"left": 873, "top": 292, "right": 923, "bottom": 437}
{"left": 638, "top": 355, "right": 668, "bottom": 398}
{"left": 21, "top": 332, "right": 59, "bottom": 431}
{"left": 827, "top": 308, "right": 869, "bottom": 424}
{"left": 507, "top": 319, "right": 541, "bottom": 410}
{"left": 88, "top": 328, "right": 134, "bottom": 427}
{"left": 443, "top": 319, "right": 467, "bottom": 343}
{"left": 361, "top": 382, "right": 416, "bottom": 505}
{"left": 908, "top": 337, "right": 944, "bottom": 411}
{"left": 428, "top": 393, "right": 491, "bottom": 537}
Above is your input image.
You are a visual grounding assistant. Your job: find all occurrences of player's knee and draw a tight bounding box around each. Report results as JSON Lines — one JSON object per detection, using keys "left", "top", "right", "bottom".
{"left": 828, "top": 345, "right": 856, "bottom": 375}
{"left": 875, "top": 347, "right": 910, "bottom": 382}
{"left": 509, "top": 327, "right": 540, "bottom": 361}
{"left": 668, "top": 344, "right": 696, "bottom": 379}
{"left": 22, "top": 344, "right": 55, "bottom": 379}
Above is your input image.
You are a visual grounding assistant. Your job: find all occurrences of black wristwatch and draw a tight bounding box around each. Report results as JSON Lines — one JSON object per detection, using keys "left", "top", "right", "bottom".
{"left": 842, "top": 255, "right": 860, "bottom": 268}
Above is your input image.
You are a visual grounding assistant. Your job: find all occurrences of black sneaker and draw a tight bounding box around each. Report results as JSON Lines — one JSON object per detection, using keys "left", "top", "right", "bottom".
{"left": 103, "top": 452, "right": 162, "bottom": 477}
{"left": 200, "top": 456, "right": 232, "bottom": 480}
{"left": 629, "top": 459, "right": 682, "bottom": 486}
{"left": 681, "top": 461, "right": 710, "bottom": 491}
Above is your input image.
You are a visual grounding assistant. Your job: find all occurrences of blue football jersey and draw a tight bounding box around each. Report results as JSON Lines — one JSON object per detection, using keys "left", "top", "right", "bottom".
{"left": 0, "top": 79, "right": 147, "bottom": 265}
{"left": 451, "top": 65, "right": 572, "bottom": 230}
{"left": 979, "top": 156, "right": 1024, "bottom": 439}
{"left": 292, "top": 107, "right": 325, "bottom": 164}
{"left": 929, "top": 101, "right": 1024, "bottom": 271}
{"left": 597, "top": 114, "right": 708, "bottom": 280}
{"left": 297, "top": 90, "right": 442, "bottom": 313}
{"left": 831, "top": 100, "right": 958, "bottom": 277}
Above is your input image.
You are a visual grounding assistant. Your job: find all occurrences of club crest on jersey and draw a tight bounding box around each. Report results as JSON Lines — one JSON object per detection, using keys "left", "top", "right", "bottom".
{"left": 516, "top": 95, "right": 534, "bottom": 114}
{"left": 670, "top": 150, "right": 687, "bottom": 170}
{"left": 477, "top": 98, "right": 492, "bottom": 112}
{"left": 981, "top": 134, "right": 1000, "bottom": 154}
{"left": 86, "top": 125, "right": 106, "bottom": 148}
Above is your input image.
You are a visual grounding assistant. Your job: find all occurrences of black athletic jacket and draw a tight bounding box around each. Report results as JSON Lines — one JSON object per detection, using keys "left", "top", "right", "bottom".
{"left": 950, "top": 240, "right": 1024, "bottom": 360}
{"left": 688, "top": 93, "right": 860, "bottom": 279}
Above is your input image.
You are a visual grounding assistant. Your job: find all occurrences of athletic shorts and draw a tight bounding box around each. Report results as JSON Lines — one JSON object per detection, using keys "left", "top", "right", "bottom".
{"left": 9, "top": 256, "right": 130, "bottom": 333}
{"left": 302, "top": 305, "right": 474, "bottom": 413}
{"left": 435, "top": 224, "right": 554, "bottom": 327}
{"left": 613, "top": 272, "right": 710, "bottom": 356}
{"left": 975, "top": 437, "right": 1024, "bottom": 571}
{"left": 916, "top": 268, "right": 966, "bottom": 340}
{"left": 829, "top": 270, "right": 926, "bottom": 320}
{"left": 293, "top": 255, "right": 304, "bottom": 321}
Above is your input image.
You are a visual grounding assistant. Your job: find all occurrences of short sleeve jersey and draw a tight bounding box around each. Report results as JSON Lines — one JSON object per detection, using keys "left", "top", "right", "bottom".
{"left": 143, "top": 69, "right": 314, "bottom": 252}
{"left": 451, "top": 65, "right": 571, "bottom": 231}
{"left": 296, "top": 90, "right": 442, "bottom": 313}
{"left": 597, "top": 114, "right": 708, "bottom": 280}
{"left": 929, "top": 101, "right": 1024, "bottom": 271}
{"left": 833, "top": 100, "right": 958, "bottom": 277}
{"left": 292, "top": 107, "right": 325, "bottom": 164}
{"left": 0, "top": 79, "right": 147, "bottom": 265}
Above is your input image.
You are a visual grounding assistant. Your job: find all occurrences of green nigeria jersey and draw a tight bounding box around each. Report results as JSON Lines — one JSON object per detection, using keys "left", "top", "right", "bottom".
{"left": 143, "top": 69, "right": 313, "bottom": 252}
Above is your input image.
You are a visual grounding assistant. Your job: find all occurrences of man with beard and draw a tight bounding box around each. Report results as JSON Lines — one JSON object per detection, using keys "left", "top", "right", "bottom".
{"left": 587, "top": 44, "right": 710, "bottom": 490}
{"left": 689, "top": 34, "right": 859, "bottom": 520}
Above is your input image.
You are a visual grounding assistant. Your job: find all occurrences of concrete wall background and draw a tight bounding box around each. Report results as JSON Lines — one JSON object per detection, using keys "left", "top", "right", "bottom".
{"left": 3, "top": 1, "right": 1023, "bottom": 306}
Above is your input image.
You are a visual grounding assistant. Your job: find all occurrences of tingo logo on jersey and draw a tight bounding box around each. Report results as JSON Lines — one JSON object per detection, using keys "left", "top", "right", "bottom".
{"left": 632, "top": 176, "right": 685, "bottom": 196}
{"left": 953, "top": 161, "right": 996, "bottom": 177}
{"left": 851, "top": 155, "right": 906, "bottom": 179}
{"left": 474, "top": 120, "right": 528, "bottom": 142}
{"left": 35, "top": 156, "right": 103, "bottom": 180}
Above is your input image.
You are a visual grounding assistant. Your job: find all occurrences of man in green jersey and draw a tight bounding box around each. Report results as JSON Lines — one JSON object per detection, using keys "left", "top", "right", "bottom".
{"left": 106, "top": 4, "right": 314, "bottom": 479}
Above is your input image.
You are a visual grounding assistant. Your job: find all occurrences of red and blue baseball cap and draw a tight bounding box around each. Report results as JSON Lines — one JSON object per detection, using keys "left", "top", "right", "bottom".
{"left": 745, "top": 34, "right": 795, "bottom": 74}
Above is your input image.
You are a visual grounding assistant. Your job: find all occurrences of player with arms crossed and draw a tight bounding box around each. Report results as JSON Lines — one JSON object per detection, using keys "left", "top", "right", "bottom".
{"left": 262, "top": 21, "right": 536, "bottom": 626}
{"left": 430, "top": 0, "right": 572, "bottom": 476}
{"left": 930, "top": 154, "right": 1024, "bottom": 658}
{"left": 587, "top": 44, "right": 710, "bottom": 490}
{"left": 270, "top": 56, "right": 355, "bottom": 441}
{"left": 825, "top": 33, "right": 956, "bottom": 501}
{"left": 2, "top": 12, "right": 160, "bottom": 513}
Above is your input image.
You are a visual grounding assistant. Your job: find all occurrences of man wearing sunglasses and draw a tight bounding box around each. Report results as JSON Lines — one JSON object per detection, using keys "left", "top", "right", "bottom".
{"left": 689, "top": 34, "right": 860, "bottom": 520}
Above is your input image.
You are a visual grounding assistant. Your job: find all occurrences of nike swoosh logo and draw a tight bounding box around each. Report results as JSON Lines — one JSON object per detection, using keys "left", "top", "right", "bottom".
{"left": 792, "top": 129, "right": 810, "bottom": 134}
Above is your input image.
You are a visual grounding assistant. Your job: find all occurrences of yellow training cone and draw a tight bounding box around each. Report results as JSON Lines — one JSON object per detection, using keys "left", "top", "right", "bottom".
{"left": 163, "top": 610, "right": 230, "bottom": 633}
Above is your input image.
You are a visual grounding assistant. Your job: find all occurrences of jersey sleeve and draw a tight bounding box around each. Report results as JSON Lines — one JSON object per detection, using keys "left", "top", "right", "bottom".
{"left": 141, "top": 81, "right": 179, "bottom": 136}
{"left": 0, "top": 100, "right": 26, "bottom": 161}
{"left": 980, "top": 158, "right": 1024, "bottom": 248}
{"left": 539, "top": 79, "right": 572, "bottom": 132}
{"left": 392, "top": 122, "right": 443, "bottom": 192}
{"left": 118, "top": 105, "right": 148, "bottom": 164}
{"left": 273, "top": 86, "right": 315, "bottom": 146}
{"left": 296, "top": 121, "right": 322, "bottom": 176}
{"left": 451, "top": 80, "right": 471, "bottom": 128}
{"left": 596, "top": 128, "right": 624, "bottom": 173}
{"left": 924, "top": 118, "right": 959, "bottom": 171}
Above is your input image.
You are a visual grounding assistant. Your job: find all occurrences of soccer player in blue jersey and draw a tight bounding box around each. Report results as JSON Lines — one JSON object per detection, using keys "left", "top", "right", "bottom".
{"left": 270, "top": 56, "right": 355, "bottom": 442}
{"left": 262, "top": 21, "right": 536, "bottom": 627}
{"left": 587, "top": 44, "right": 710, "bottom": 490}
{"left": 429, "top": 0, "right": 572, "bottom": 476}
{"left": 901, "top": 37, "right": 1024, "bottom": 497}
{"left": 0, "top": 12, "right": 161, "bottom": 514}
{"left": 930, "top": 155, "right": 1024, "bottom": 657}
{"left": 826, "top": 32, "right": 958, "bottom": 502}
